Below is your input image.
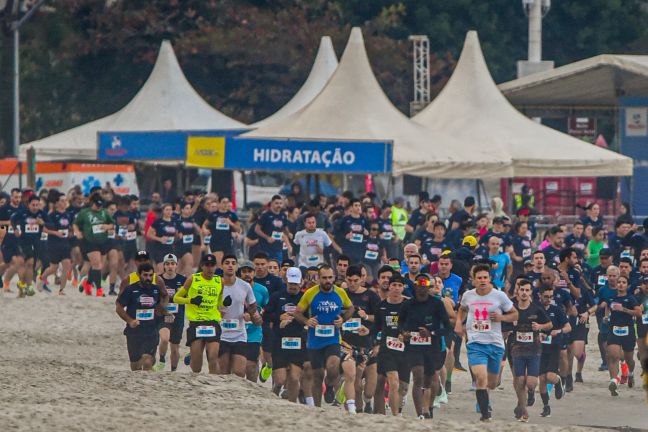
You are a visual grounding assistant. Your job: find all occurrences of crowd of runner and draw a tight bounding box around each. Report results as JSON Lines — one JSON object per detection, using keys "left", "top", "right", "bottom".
{"left": 1, "top": 185, "right": 647, "bottom": 421}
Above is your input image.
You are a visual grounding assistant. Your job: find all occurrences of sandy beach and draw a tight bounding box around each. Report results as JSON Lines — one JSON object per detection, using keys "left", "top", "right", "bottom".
{"left": 1, "top": 292, "right": 646, "bottom": 432}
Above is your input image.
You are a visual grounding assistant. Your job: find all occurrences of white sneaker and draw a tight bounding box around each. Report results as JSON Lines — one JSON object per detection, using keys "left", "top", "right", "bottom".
{"left": 347, "top": 404, "right": 357, "bottom": 415}
{"left": 439, "top": 388, "right": 448, "bottom": 404}
{"left": 433, "top": 397, "right": 441, "bottom": 409}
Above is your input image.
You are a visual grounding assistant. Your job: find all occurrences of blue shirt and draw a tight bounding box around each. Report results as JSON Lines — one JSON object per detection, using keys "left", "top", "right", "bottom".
{"left": 441, "top": 273, "right": 463, "bottom": 303}
{"left": 488, "top": 252, "right": 511, "bottom": 289}
{"left": 246, "top": 282, "right": 269, "bottom": 343}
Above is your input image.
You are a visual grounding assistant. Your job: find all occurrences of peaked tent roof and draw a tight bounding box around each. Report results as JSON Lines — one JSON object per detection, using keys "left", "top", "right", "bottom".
{"left": 21, "top": 40, "right": 246, "bottom": 161}
{"left": 413, "top": 31, "right": 633, "bottom": 177}
{"left": 252, "top": 36, "right": 338, "bottom": 128}
{"left": 245, "top": 28, "right": 510, "bottom": 178}
{"left": 499, "top": 54, "right": 648, "bottom": 108}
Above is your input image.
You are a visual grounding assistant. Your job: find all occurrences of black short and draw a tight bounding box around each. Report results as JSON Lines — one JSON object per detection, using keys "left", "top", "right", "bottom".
{"left": 308, "top": 344, "right": 342, "bottom": 370}
{"left": 245, "top": 342, "right": 261, "bottom": 362}
{"left": 405, "top": 346, "right": 444, "bottom": 376}
{"left": 185, "top": 321, "right": 221, "bottom": 347}
{"left": 17, "top": 239, "right": 37, "bottom": 260}
{"left": 570, "top": 323, "right": 589, "bottom": 343}
{"left": 174, "top": 244, "right": 192, "bottom": 258}
{"left": 48, "top": 242, "right": 71, "bottom": 264}
{"left": 262, "top": 324, "right": 274, "bottom": 353}
{"left": 125, "top": 331, "right": 159, "bottom": 363}
{"left": 122, "top": 241, "right": 137, "bottom": 262}
{"left": 540, "top": 346, "right": 560, "bottom": 375}
{"left": 158, "top": 320, "right": 184, "bottom": 345}
{"left": 638, "top": 324, "right": 648, "bottom": 339}
{"left": 219, "top": 340, "right": 247, "bottom": 357}
{"left": 1, "top": 241, "right": 18, "bottom": 264}
{"left": 377, "top": 348, "right": 405, "bottom": 375}
{"left": 151, "top": 244, "right": 174, "bottom": 264}
{"left": 607, "top": 332, "right": 637, "bottom": 353}
{"left": 209, "top": 239, "right": 233, "bottom": 254}
{"left": 81, "top": 239, "right": 109, "bottom": 257}
{"left": 106, "top": 238, "right": 121, "bottom": 252}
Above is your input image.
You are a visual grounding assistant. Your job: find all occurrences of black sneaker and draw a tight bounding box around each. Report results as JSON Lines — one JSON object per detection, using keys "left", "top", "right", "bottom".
{"left": 628, "top": 374, "right": 635, "bottom": 388}
{"left": 527, "top": 389, "right": 535, "bottom": 406}
{"left": 445, "top": 380, "right": 452, "bottom": 395}
{"left": 565, "top": 375, "right": 574, "bottom": 393}
{"left": 555, "top": 378, "right": 564, "bottom": 400}
{"left": 363, "top": 401, "right": 373, "bottom": 414}
{"left": 298, "top": 390, "right": 306, "bottom": 405}
{"left": 575, "top": 372, "right": 583, "bottom": 383}
{"left": 514, "top": 406, "right": 523, "bottom": 420}
{"left": 108, "top": 288, "right": 117, "bottom": 296}
{"left": 480, "top": 412, "right": 492, "bottom": 422}
{"left": 324, "top": 384, "right": 335, "bottom": 404}
{"left": 598, "top": 363, "right": 608, "bottom": 371}
{"left": 540, "top": 405, "right": 551, "bottom": 418}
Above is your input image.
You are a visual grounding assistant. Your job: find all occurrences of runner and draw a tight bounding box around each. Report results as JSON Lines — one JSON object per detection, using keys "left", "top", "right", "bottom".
{"left": 293, "top": 265, "right": 356, "bottom": 412}
{"left": 510, "top": 279, "right": 552, "bottom": 422}
{"left": 293, "top": 212, "right": 339, "bottom": 268}
{"left": 153, "top": 254, "right": 186, "bottom": 372}
{"left": 218, "top": 254, "right": 261, "bottom": 377}
{"left": 41, "top": 192, "right": 72, "bottom": 295}
{"left": 240, "top": 260, "right": 269, "bottom": 382}
{"left": 115, "top": 262, "right": 170, "bottom": 371}
{"left": 173, "top": 254, "right": 228, "bottom": 374}
{"left": 454, "top": 263, "right": 518, "bottom": 422}
{"left": 174, "top": 202, "right": 201, "bottom": 275}
{"left": 146, "top": 203, "right": 177, "bottom": 273}
{"left": 430, "top": 275, "right": 456, "bottom": 409}
{"left": 203, "top": 196, "right": 240, "bottom": 267}
{"left": 0, "top": 188, "right": 24, "bottom": 294}
{"left": 255, "top": 194, "right": 289, "bottom": 262}
{"left": 635, "top": 276, "right": 648, "bottom": 396}
{"left": 596, "top": 265, "right": 620, "bottom": 372}
{"left": 11, "top": 195, "right": 47, "bottom": 297}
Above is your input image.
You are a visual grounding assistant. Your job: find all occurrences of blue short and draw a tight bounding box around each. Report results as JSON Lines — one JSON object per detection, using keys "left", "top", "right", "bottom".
{"left": 512, "top": 353, "right": 541, "bottom": 377}
{"left": 467, "top": 342, "right": 505, "bottom": 375}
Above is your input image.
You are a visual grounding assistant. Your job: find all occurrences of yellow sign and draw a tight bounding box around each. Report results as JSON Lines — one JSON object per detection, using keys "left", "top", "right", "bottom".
{"left": 186, "top": 137, "right": 226, "bottom": 168}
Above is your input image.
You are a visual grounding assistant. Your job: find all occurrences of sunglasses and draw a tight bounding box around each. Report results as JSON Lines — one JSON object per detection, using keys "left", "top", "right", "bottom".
{"left": 416, "top": 279, "right": 432, "bottom": 287}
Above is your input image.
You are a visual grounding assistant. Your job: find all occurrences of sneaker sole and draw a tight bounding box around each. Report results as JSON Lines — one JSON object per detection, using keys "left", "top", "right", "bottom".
{"left": 609, "top": 382, "right": 619, "bottom": 396}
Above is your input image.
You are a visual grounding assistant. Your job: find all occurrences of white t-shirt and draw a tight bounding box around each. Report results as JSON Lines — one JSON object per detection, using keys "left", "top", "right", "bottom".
{"left": 460, "top": 288, "right": 514, "bottom": 348}
{"left": 294, "top": 228, "right": 332, "bottom": 267}
{"left": 220, "top": 277, "right": 257, "bottom": 343}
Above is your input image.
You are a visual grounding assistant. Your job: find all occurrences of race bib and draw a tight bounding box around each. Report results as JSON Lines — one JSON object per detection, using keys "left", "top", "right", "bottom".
{"left": 7, "top": 226, "right": 14, "bottom": 234}
{"left": 221, "top": 319, "right": 241, "bottom": 331}
{"left": 540, "top": 333, "right": 552, "bottom": 344}
{"left": 472, "top": 320, "right": 492, "bottom": 332}
{"left": 271, "top": 231, "right": 283, "bottom": 240}
{"left": 522, "top": 248, "right": 531, "bottom": 258}
{"left": 410, "top": 331, "right": 432, "bottom": 345}
{"left": 350, "top": 233, "right": 363, "bottom": 243}
{"left": 196, "top": 325, "right": 216, "bottom": 338}
{"left": 40, "top": 232, "right": 48, "bottom": 241}
{"left": 385, "top": 336, "right": 405, "bottom": 351}
{"left": 612, "top": 326, "right": 629, "bottom": 337}
{"left": 364, "top": 250, "right": 379, "bottom": 260}
{"left": 25, "top": 224, "right": 39, "bottom": 234}
{"left": 516, "top": 331, "right": 534, "bottom": 343}
{"left": 164, "top": 237, "right": 174, "bottom": 245}
{"left": 597, "top": 275, "right": 608, "bottom": 286}
{"left": 314, "top": 324, "right": 335, "bottom": 337}
{"left": 165, "top": 303, "right": 178, "bottom": 314}
{"left": 107, "top": 231, "right": 115, "bottom": 239}
{"left": 382, "top": 232, "right": 393, "bottom": 241}
{"left": 92, "top": 224, "right": 105, "bottom": 234}
{"left": 281, "top": 337, "right": 302, "bottom": 350}
{"left": 306, "top": 255, "right": 320, "bottom": 263}
{"left": 126, "top": 231, "right": 137, "bottom": 241}
{"left": 216, "top": 218, "right": 229, "bottom": 230}
{"left": 204, "top": 235, "right": 211, "bottom": 245}
{"left": 342, "top": 318, "right": 361, "bottom": 331}
{"left": 117, "top": 226, "right": 128, "bottom": 237}
{"left": 135, "top": 309, "right": 155, "bottom": 321}
{"left": 182, "top": 234, "right": 194, "bottom": 244}
{"left": 642, "top": 314, "right": 648, "bottom": 325}
{"left": 59, "top": 229, "right": 69, "bottom": 238}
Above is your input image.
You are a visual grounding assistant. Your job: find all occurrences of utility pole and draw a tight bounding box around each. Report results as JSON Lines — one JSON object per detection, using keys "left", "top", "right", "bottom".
{"left": 409, "top": 35, "right": 430, "bottom": 116}
{"left": 517, "top": 0, "right": 554, "bottom": 78}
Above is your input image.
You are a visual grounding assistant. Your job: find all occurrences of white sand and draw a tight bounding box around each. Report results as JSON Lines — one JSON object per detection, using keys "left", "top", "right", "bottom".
{"left": 1, "top": 292, "right": 646, "bottom": 431}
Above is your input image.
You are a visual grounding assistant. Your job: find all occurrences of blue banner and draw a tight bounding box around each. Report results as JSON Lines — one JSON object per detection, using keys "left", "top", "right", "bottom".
{"left": 224, "top": 137, "right": 392, "bottom": 174}
{"left": 97, "top": 130, "right": 247, "bottom": 161}
{"left": 620, "top": 98, "right": 648, "bottom": 216}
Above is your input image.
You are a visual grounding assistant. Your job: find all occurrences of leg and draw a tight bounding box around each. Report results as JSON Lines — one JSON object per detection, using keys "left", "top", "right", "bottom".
{"left": 231, "top": 354, "right": 247, "bottom": 378}
{"left": 206, "top": 342, "right": 221, "bottom": 374}
{"left": 607, "top": 344, "right": 621, "bottom": 381}
{"left": 374, "top": 374, "right": 386, "bottom": 414}
{"left": 410, "top": 365, "right": 425, "bottom": 416}
{"left": 219, "top": 352, "right": 231, "bottom": 375}
{"left": 386, "top": 371, "right": 400, "bottom": 416}
{"left": 190, "top": 340, "right": 205, "bottom": 373}
{"left": 312, "top": 368, "right": 324, "bottom": 406}
{"left": 287, "top": 364, "right": 303, "bottom": 403}
{"left": 363, "top": 362, "right": 378, "bottom": 410}
{"left": 354, "top": 361, "right": 366, "bottom": 411}
{"left": 170, "top": 343, "right": 180, "bottom": 371}
{"left": 158, "top": 327, "right": 170, "bottom": 365}
{"left": 341, "top": 358, "right": 356, "bottom": 410}
{"left": 141, "top": 354, "right": 154, "bottom": 371}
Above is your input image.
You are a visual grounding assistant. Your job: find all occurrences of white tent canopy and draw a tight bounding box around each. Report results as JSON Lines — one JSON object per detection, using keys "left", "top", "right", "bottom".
{"left": 252, "top": 36, "right": 338, "bottom": 128}
{"left": 21, "top": 40, "right": 246, "bottom": 161}
{"left": 413, "top": 31, "right": 633, "bottom": 177}
{"left": 245, "top": 27, "right": 509, "bottom": 178}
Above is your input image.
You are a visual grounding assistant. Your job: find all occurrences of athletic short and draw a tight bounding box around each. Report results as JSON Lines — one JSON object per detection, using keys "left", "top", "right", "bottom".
{"left": 105, "top": 238, "right": 120, "bottom": 252}
{"left": 48, "top": 242, "right": 71, "bottom": 264}
{"left": 637, "top": 324, "right": 648, "bottom": 339}
{"left": 540, "top": 346, "right": 560, "bottom": 375}
{"left": 122, "top": 241, "right": 137, "bottom": 262}
{"left": 219, "top": 340, "right": 247, "bottom": 357}
{"left": 262, "top": 324, "right": 274, "bottom": 352}
{"left": 308, "top": 344, "right": 342, "bottom": 370}
{"left": 245, "top": 342, "right": 261, "bottom": 362}
{"left": 273, "top": 339, "right": 307, "bottom": 369}
{"left": 185, "top": 321, "right": 221, "bottom": 346}
{"left": 512, "top": 353, "right": 541, "bottom": 377}
{"left": 158, "top": 320, "right": 184, "bottom": 345}
{"left": 209, "top": 238, "right": 233, "bottom": 254}
{"left": 607, "top": 332, "right": 637, "bottom": 353}
{"left": 405, "top": 346, "right": 445, "bottom": 376}
{"left": 1, "top": 241, "right": 18, "bottom": 264}
{"left": 151, "top": 244, "right": 174, "bottom": 264}
{"left": 125, "top": 331, "right": 159, "bottom": 363}
{"left": 467, "top": 342, "right": 505, "bottom": 375}
{"left": 174, "top": 243, "right": 192, "bottom": 259}
{"left": 81, "top": 239, "right": 109, "bottom": 257}
{"left": 17, "top": 239, "right": 37, "bottom": 260}
{"left": 570, "top": 323, "right": 589, "bottom": 343}
{"left": 377, "top": 348, "right": 406, "bottom": 375}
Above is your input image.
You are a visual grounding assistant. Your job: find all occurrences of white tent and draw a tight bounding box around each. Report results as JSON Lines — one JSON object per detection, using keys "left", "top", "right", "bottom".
{"left": 21, "top": 40, "right": 246, "bottom": 161}
{"left": 245, "top": 27, "right": 510, "bottom": 178}
{"left": 252, "top": 36, "right": 338, "bottom": 128}
{"left": 413, "top": 31, "right": 633, "bottom": 177}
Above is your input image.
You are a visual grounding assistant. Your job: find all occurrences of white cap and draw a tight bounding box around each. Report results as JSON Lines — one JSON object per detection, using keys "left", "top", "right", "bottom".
{"left": 286, "top": 267, "right": 302, "bottom": 284}
{"left": 163, "top": 253, "right": 178, "bottom": 264}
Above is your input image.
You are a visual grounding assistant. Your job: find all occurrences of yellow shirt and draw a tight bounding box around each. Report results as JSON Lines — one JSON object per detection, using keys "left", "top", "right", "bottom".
{"left": 129, "top": 272, "right": 157, "bottom": 285}
{"left": 175, "top": 272, "right": 223, "bottom": 322}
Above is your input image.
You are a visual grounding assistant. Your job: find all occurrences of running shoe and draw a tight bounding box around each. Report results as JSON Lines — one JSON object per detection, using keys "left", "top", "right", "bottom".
{"left": 259, "top": 362, "right": 272, "bottom": 383}
{"left": 335, "top": 381, "right": 346, "bottom": 405}
{"left": 82, "top": 279, "right": 92, "bottom": 296}
{"left": 41, "top": 282, "right": 52, "bottom": 294}
{"left": 324, "top": 384, "right": 335, "bottom": 404}
{"left": 183, "top": 353, "right": 191, "bottom": 366}
{"left": 152, "top": 362, "right": 165, "bottom": 372}
{"left": 438, "top": 387, "right": 448, "bottom": 404}
{"left": 513, "top": 406, "right": 523, "bottom": 420}
{"left": 363, "top": 401, "right": 373, "bottom": 414}
{"left": 519, "top": 409, "right": 529, "bottom": 423}
{"left": 598, "top": 363, "right": 608, "bottom": 371}
{"left": 575, "top": 372, "right": 583, "bottom": 383}
{"left": 627, "top": 374, "right": 634, "bottom": 388}
{"left": 554, "top": 378, "right": 564, "bottom": 400}
{"left": 527, "top": 389, "right": 535, "bottom": 406}
{"left": 565, "top": 375, "right": 574, "bottom": 393}
{"left": 540, "top": 405, "right": 551, "bottom": 418}
{"left": 25, "top": 285, "right": 35, "bottom": 296}
{"left": 96, "top": 286, "right": 105, "bottom": 297}
{"left": 418, "top": 415, "right": 426, "bottom": 420}
{"left": 609, "top": 379, "right": 619, "bottom": 397}
{"left": 346, "top": 401, "right": 356, "bottom": 415}
{"left": 445, "top": 380, "right": 452, "bottom": 395}
{"left": 479, "top": 413, "right": 491, "bottom": 422}
{"left": 432, "top": 396, "right": 441, "bottom": 409}
{"left": 454, "top": 362, "right": 467, "bottom": 372}
{"left": 620, "top": 375, "right": 628, "bottom": 385}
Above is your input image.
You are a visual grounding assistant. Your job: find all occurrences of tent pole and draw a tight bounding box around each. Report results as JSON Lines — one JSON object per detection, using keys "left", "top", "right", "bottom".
{"left": 241, "top": 171, "right": 248, "bottom": 208}
{"left": 315, "top": 175, "right": 321, "bottom": 197}
{"left": 507, "top": 177, "right": 514, "bottom": 215}
{"left": 476, "top": 179, "right": 482, "bottom": 212}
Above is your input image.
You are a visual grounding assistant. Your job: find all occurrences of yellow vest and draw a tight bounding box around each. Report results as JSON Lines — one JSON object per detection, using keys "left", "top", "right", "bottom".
{"left": 182, "top": 272, "right": 223, "bottom": 322}
{"left": 129, "top": 272, "right": 157, "bottom": 285}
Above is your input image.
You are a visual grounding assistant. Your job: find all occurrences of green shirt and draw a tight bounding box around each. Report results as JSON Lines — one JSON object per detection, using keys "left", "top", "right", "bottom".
{"left": 586, "top": 240, "right": 605, "bottom": 268}
{"left": 74, "top": 207, "right": 113, "bottom": 243}
{"left": 391, "top": 206, "right": 408, "bottom": 240}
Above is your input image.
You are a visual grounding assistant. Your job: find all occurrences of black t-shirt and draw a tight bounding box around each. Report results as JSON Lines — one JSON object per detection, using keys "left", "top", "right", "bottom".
{"left": 258, "top": 210, "right": 288, "bottom": 254}
{"left": 542, "top": 303, "right": 569, "bottom": 348}
{"left": 46, "top": 210, "right": 72, "bottom": 244}
{"left": 374, "top": 299, "right": 405, "bottom": 349}
{"left": 207, "top": 210, "right": 238, "bottom": 245}
{"left": 117, "top": 282, "right": 162, "bottom": 335}
{"left": 151, "top": 218, "right": 176, "bottom": 244}
{"left": 336, "top": 215, "right": 367, "bottom": 262}
{"left": 254, "top": 273, "right": 284, "bottom": 297}
{"left": 343, "top": 289, "right": 381, "bottom": 348}
{"left": 511, "top": 301, "right": 550, "bottom": 355}
{"left": 608, "top": 294, "right": 639, "bottom": 330}
{"left": 161, "top": 274, "right": 187, "bottom": 321}
{"left": 264, "top": 289, "right": 305, "bottom": 339}
{"left": 398, "top": 295, "right": 449, "bottom": 351}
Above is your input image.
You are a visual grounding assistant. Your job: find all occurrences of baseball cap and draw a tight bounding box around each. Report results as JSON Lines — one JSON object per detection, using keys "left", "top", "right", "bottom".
{"left": 135, "top": 250, "right": 150, "bottom": 261}
{"left": 523, "top": 259, "right": 533, "bottom": 266}
{"left": 286, "top": 267, "right": 302, "bottom": 284}
{"left": 599, "top": 248, "right": 613, "bottom": 257}
{"left": 462, "top": 235, "right": 478, "bottom": 248}
{"left": 492, "top": 216, "right": 504, "bottom": 225}
{"left": 389, "top": 274, "right": 405, "bottom": 284}
{"left": 281, "top": 259, "right": 295, "bottom": 268}
{"left": 517, "top": 208, "right": 530, "bottom": 216}
{"left": 201, "top": 254, "right": 217, "bottom": 265}
{"left": 163, "top": 253, "right": 177, "bottom": 263}
{"left": 239, "top": 260, "right": 254, "bottom": 270}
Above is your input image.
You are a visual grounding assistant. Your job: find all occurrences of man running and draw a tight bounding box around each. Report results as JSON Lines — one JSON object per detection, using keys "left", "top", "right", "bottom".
{"left": 455, "top": 264, "right": 518, "bottom": 421}
{"left": 240, "top": 260, "right": 269, "bottom": 382}
{"left": 41, "top": 192, "right": 73, "bottom": 295}
{"left": 0, "top": 188, "right": 24, "bottom": 294}
{"left": 11, "top": 195, "right": 47, "bottom": 296}
{"left": 173, "top": 254, "right": 229, "bottom": 374}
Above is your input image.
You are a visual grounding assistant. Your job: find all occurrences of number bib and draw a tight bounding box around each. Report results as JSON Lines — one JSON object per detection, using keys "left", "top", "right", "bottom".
{"left": 540, "top": 333, "right": 552, "bottom": 345}
{"left": 135, "top": 309, "right": 155, "bottom": 321}
{"left": 164, "top": 237, "right": 174, "bottom": 245}
{"left": 216, "top": 219, "right": 229, "bottom": 230}
{"left": 516, "top": 331, "right": 534, "bottom": 343}
{"left": 196, "top": 325, "right": 216, "bottom": 338}
{"left": 364, "top": 250, "right": 379, "bottom": 260}
{"left": 350, "top": 233, "right": 363, "bottom": 243}
{"left": 472, "top": 320, "right": 492, "bottom": 332}
{"left": 306, "top": 255, "right": 320, "bottom": 264}
{"left": 221, "top": 319, "right": 241, "bottom": 331}
{"left": 382, "top": 232, "right": 393, "bottom": 241}
{"left": 342, "top": 318, "right": 361, "bottom": 331}
{"left": 410, "top": 332, "right": 432, "bottom": 345}
{"left": 118, "top": 226, "right": 128, "bottom": 237}
{"left": 126, "top": 231, "right": 137, "bottom": 241}
{"left": 7, "top": 226, "right": 14, "bottom": 234}
{"left": 59, "top": 229, "right": 69, "bottom": 238}
{"left": 182, "top": 234, "right": 194, "bottom": 244}
{"left": 40, "top": 232, "right": 48, "bottom": 241}
{"left": 271, "top": 231, "right": 283, "bottom": 240}
{"left": 281, "top": 337, "right": 302, "bottom": 350}
{"left": 597, "top": 275, "right": 608, "bottom": 286}
{"left": 642, "top": 314, "right": 648, "bottom": 325}
{"left": 314, "top": 324, "right": 335, "bottom": 337}
{"left": 25, "top": 224, "right": 39, "bottom": 234}
{"left": 204, "top": 235, "right": 211, "bottom": 245}
{"left": 612, "top": 326, "right": 629, "bottom": 337}
{"left": 385, "top": 336, "right": 405, "bottom": 352}
{"left": 165, "top": 303, "right": 179, "bottom": 314}
{"left": 92, "top": 225, "right": 105, "bottom": 234}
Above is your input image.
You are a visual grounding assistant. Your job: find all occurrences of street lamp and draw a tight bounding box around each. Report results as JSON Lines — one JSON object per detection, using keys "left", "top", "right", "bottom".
{"left": 517, "top": 0, "right": 554, "bottom": 78}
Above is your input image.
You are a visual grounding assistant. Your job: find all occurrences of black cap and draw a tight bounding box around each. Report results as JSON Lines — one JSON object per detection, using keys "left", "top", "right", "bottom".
{"left": 389, "top": 274, "right": 405, "bottom": 284}
{"left": 523, "top": 259, "right": 533, "bottom": 266}
{"left": 135, "top": 250, "right": 150, "bottom": 260}
{"left": 492, "top": 216, "right": 504, "bottom": 224}
{"left": 599, "top": 248, "right": 613, "bottom": 257}
{"left": 281, "top": 258, "right": 295, "bottom": 268}
{"left": 201, "top": 254, "right": 217, "bottom": 265}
